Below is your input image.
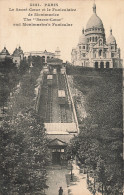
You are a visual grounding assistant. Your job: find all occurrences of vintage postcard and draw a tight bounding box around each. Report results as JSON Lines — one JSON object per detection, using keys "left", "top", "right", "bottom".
{"left": 0, "top": 0, "right": 123, "bottom": 195}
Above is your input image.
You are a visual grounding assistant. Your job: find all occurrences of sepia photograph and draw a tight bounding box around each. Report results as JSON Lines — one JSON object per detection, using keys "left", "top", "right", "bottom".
{"left": 0, "top": 0, "right": 123, "bottom": 194}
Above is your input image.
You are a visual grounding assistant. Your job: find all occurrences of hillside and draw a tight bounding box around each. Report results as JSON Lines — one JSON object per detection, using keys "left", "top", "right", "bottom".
{"left": 67, "top": 67, "right": 123, "bottom": 128}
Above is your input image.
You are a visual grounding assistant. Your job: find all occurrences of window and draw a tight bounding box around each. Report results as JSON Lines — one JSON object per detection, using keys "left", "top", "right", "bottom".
{"left": 95, "top": 62, "right": 98, "bottom": 68}
{"left": 106, "top": 62, "right": 109, "bottom": 68}
{"left": 99, "top": 50, "right": 102, "bottom": 56}
{"left": 79, "top": 46, "right": 81, "bottom": 49}
{"left": 83, "top": 46, "right": 85, "bottom": 49}
{"left": 90, "top": 37, "right": 91, "bottom": 42}
{"left": 92, "top": 37, "right": 94, "bottom": 42}
{"left": 111, "top": 53, "right": 114, "bottom": 57}
{"left": 100, "top": 62, "right": 104, "bottom": 68}
{"left": 83, "top": 53, "right": 85, "bottom": 57}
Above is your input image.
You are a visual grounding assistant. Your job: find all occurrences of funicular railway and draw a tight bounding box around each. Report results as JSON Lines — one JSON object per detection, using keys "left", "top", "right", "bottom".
{"left": 39, "top": 66, "right": 73, "bottom": 123}
{"left": 37, "top": 60, "right": 79, "bottom": 165}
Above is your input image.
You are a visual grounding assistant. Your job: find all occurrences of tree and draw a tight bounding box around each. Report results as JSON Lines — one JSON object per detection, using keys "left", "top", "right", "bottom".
{"left": 0, "top": 62, "right": 49, "bottom": 194}
{"left": 0, "top": 109, "right": 49, "bottom": 194}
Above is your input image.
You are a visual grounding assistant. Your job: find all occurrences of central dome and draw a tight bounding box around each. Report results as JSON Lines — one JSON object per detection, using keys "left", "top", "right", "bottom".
{"left": 86, "top": 3, "right": 104, "bottom": 29}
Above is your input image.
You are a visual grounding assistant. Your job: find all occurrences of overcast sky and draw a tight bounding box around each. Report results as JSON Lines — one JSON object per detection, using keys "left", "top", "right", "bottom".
{"left": 0, "top": 0, "right": 124, "bottom": 62}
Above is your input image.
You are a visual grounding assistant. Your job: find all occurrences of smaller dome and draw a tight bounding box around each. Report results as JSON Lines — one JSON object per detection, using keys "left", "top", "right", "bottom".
{"left": 13, "top": 48, "right": 20, "bottom": 56}
{"left": 55, "top": 47, "right": 60, "bottom": 52}
{"left": 18, "top": 46, "right": 23, "bottom": 53}
{"left": 107, "top": 29, "right": 116, "bottom": 44}
{"left": 1, "top": 47, "right": 10, "bottom": 55}
{"left": 79, "top": 28, "right": 87, "bottom": 44}
{"left": 13, "top": 46, "right": 23, "bottom": 56}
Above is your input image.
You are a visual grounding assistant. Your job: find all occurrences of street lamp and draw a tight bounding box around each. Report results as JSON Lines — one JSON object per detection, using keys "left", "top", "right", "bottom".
{"left": 70, "top": 156, "right": 73, "bottom": 181}
{"left": 93, "top": 175, "right": 96, "bottom": 195}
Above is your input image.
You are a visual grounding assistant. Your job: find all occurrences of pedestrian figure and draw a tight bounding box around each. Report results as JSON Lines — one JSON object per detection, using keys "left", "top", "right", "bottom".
{"left": 59, "top": 187, "right": 63, "bottom": 195}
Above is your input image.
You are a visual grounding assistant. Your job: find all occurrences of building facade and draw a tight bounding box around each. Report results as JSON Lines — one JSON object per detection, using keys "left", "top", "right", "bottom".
{"left": 24, "top": 47, "right": 61, "bottom": 64}
{"left": 12, "top": 46, "right": 24, "bottom": 66}
{"left": 0, "top": 47, "right": 11, "bottom": 61}
{"left": 71, "top": 3, "right": 123, "bottom": 68}
{"left": 0, "top": 46, "right": 24, "bottom": 66}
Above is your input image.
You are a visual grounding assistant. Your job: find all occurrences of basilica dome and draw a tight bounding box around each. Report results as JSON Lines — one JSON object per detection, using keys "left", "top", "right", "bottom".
{"left": 86, "top": 3, "right": 104, "bottom": 29}
{"left": 107, "top": 29, "right": 116, "bottom": 44}
{"left": 79, "top": 28, "right": 87, "bottom": 44}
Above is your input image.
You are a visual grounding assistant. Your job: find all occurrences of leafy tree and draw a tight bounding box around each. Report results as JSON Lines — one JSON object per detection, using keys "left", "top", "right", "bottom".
{"left": 0, "top": 63, "right": 49, "bottom": 194}
{"left": 0, "top": 110, "right": 49, "bottom": 194}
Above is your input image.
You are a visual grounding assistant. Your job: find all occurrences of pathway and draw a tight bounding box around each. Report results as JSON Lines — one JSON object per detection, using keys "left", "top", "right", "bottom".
{"left": 45, "top": 167, "right": 69, "bottom": 195}
{"left": 45, "top": 163, "right": 100, "bottom": 195}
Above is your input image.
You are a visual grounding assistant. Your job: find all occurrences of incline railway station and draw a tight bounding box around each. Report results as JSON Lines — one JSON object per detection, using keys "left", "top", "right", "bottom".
{"left": 36, "top": 58, "right": 79, "bottom": 165}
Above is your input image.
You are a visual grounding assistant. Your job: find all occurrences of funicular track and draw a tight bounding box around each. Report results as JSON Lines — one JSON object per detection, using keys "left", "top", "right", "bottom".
{"left": 46, "top": 85, "right": 53, "bottom": 122}
{"left": 60, "top": 104, "right": 67, "bottom": 123}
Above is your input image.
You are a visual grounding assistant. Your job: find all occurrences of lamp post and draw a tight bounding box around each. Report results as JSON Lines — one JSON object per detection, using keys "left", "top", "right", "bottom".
{"left": 102, "top": 183, "right": 104, "bottom": 195}
{"left": 70, "top": 156, "right": 73, "bottom": 181}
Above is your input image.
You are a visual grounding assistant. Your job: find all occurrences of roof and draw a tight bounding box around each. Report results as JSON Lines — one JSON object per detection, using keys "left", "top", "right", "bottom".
{"left": 107, "top": 29, "right": 116, "bottom": 44}
{"left": 12, "top": 46, "right": 23, "bottom": 56}
{"left": 86, "top": 4, "right": 103, "bottom": 29}
{"left": 48, "top": 138, "right": 67, "bottom": 146}
{"left": 47, "top": 58, "right": 63, "bottom": 64}
{"left": 79, "top": 29, "right": 87, "bottom": 45}
{"left": 45, "top": 123, "right": 78, "bottom": 133}
{"left": 47, "top": 134, "right": 75, "bottom": 144}
{"left": 0, "top": 47, "right": 10, "bottom": 55}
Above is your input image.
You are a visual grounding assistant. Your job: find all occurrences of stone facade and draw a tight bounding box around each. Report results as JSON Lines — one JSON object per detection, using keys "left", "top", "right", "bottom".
{"left": 0, "top": 46, "right": 24, "bottom": 66}
{"left": 0, "top": 47, "right": 11, "bottom": 61}
{"left": 24, "top": 47, "right": 61, "bottom": 64}
{"left": 12, "top": 46, "right": 24, "bottom": 66}
{"left": 71, "top": 3, "right": 123, "bottom": 68}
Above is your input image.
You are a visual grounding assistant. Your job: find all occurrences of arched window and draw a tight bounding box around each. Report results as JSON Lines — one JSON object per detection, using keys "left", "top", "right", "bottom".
{"left": 42, "top": 56, "right": 45, "bottom": 61}
{"left": 95, "top": 37, "right": 97, "bottom": 42}
{"left": 106, "top": 62, "right": 109, "bottom": 68}
{"left": 100, "top": 62, "right": 104, "bottom": 68}
{"left": 92, "top": 37, "right": 94, "bottom": 42}
{"left": 95, "top": 62, "right": 98, "bottom": 68}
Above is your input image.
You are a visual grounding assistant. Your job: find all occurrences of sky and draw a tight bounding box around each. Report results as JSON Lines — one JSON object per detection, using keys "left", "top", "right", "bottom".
{"left": 0, "top": 0, "right": 124, "bottom": 62}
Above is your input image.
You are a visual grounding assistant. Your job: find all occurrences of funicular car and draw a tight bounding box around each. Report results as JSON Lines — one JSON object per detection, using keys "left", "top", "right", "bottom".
{"left": 47, "top": 75, "right": 53, "bottom": 86}
{"left": 58, "top": 90, "right": 66, "bottom": 104}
